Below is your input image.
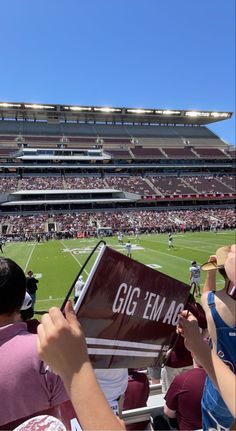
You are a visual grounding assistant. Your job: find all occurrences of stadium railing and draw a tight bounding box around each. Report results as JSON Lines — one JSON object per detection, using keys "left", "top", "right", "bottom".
{"left": 122, "top": 383, "right": 164, "bottom": 425}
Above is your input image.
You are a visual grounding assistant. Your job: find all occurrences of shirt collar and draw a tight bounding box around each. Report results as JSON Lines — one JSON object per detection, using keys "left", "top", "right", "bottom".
{"left": 0, "top": 321, "right": 28, "bottom": 341}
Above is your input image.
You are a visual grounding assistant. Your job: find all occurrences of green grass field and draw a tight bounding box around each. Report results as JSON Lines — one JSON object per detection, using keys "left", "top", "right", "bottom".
{"left": 3, "top": 230, "right": 235, "bottom": 311}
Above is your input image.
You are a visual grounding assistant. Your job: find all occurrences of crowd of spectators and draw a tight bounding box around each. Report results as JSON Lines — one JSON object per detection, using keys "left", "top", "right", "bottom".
{"left": 20, "top": 176, "right": 64, "bottom": 190}
{"left": 0, "top": 208, "right": 235, "bottom": 238}
{"left": 64, "top": 176, "right": 106, "bottom": 189}
{"left": 3, "top": 214, "right": 48, "bottom": 235}
{"left": 1, "top": 174, "right": 234, "bottom": 195}
{"left": 0, "top": 176, "right": 19, "bottom": 193}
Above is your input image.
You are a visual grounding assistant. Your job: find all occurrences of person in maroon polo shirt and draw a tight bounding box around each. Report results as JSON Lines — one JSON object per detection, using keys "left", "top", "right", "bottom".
{"left": 123, "top": 369, "right": 150, "bottom": 430}
{"left": 164, "top": 358, "right": 206, "bottom": 430}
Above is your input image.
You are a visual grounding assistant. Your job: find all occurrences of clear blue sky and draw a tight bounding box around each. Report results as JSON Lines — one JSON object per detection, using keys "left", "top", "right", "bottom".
{"left": 0, "top": 0, "right": 235, "bottom": 145}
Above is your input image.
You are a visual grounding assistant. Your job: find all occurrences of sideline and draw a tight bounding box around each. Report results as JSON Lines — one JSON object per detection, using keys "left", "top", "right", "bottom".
{"left": 36, "top": 296, "right": 65, "bottom": 302}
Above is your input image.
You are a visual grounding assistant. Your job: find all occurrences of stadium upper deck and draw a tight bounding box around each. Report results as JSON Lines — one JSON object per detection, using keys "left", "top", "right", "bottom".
{"left": 0, "top": 102, "right": 234, "bottom": 165}
{"left": 0, "top": 101, "right": 235, "bottom": 215}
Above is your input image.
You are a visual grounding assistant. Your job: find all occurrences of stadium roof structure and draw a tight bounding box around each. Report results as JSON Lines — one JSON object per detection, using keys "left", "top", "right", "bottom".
{"left": 0, "top": 101, "right": 233, "bottom": 126}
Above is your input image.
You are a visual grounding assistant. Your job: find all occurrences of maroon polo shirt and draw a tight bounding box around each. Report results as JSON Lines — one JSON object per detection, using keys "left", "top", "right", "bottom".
{"left": 165, "top": 367, "right": 206, "bottom": 430}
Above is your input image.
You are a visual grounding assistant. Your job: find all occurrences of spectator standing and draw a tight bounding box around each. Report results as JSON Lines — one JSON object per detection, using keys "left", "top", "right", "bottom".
{"left": 74, "top": 275, "right": 85, "bottom": 304}
{"left": 189, "top": 260, "right": 201, "bottom": 296}
{"left": 26, "top": 270, "right": 39, "bottom": 308}
{"left": 94, "top": 368, "right": 128, "bottom": 417}
{"left": 123, "top": 369, "right": 150, "bottom": 431}
{"left": 164, "top": 356, "right": 206, "bottom": 430}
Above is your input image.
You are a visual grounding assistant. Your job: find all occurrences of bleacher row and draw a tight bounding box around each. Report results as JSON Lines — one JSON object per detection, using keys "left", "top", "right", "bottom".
{"left": 0, "top": 121, "right": 227, "bottom": 140}
{"left": 0, "top": 174, "right": 235, "bottom": 195}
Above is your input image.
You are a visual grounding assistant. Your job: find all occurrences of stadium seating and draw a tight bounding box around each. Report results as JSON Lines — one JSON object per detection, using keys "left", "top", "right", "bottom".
{"left": 193, "top": 148, "right": 229, "bottom": 158}
{"left": 184, "top": 176, "right": 233, "bottom": 194}
{"left": 105, "top": 149, "right": 132, "bottom": 159}
{"left": 105, "top": 176, "right": 155, "bottom": 195}
{"left": 1, "top": 173, "right": 235, "bottom": 197}
{"left": 162, "top": 147, "right": 196, "bottom": 159}
{"left": 0, "top": 107, "right": 235, "bottom": 219}
{"left": 149, "top": 176, "right": 196, "bottom": 195}
{"left": 20, "top": 176, "right": 65, "bottom": 190}
{"left": 131, "top": 148, "right": 166, "bottom": 159}
{"left": 0, "top": 148, "right": 17, "bottom": 156}
{"left": 219, "top": 175, "right": 236, "bottom": 191}
{"left": 1, "top": 208, "right": 235, "bottom": 237}
{"left": 64, "top": 176, "right": 106, "bottom": 189}
{"left": 0, "top": 176, "right": 19, "bottom": 193}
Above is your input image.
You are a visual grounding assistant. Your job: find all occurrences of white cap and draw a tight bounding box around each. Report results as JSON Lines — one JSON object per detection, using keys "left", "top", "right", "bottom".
{"left": 79, "top": 275, "right": 83, "bottom": 280}
{"left": 21, "top": 292, "right": 33, "bottom": 310}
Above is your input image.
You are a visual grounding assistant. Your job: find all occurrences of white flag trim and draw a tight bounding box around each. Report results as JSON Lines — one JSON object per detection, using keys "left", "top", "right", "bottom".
{"left": 88, "top": 348, "right": 158, "bottom": 357}
{"left": 86, "top": 337, "right": 162, "bottom": 351}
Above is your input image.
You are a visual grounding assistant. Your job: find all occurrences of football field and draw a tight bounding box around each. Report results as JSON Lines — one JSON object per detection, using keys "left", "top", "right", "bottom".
{"left": 3, "top": 230, "right": 235, "bottom": 312}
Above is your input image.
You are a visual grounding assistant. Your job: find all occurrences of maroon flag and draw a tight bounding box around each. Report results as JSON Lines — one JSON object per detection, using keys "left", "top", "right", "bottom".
{"left": 75, "top": 246, "right": 190, "bottom": 368}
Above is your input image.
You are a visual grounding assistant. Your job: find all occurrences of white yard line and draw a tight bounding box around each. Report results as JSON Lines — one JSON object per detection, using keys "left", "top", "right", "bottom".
{"left": 60, "top": 240, "right": 89, "bottom": 276}
{"left": 37, "top": 296, "right": 66, "bottom": 302}
{"left": 24, "top": 242, "right": 37, "bottom": 272}
{"left": 138, "top": 245, "right": 191, "bottom": 263}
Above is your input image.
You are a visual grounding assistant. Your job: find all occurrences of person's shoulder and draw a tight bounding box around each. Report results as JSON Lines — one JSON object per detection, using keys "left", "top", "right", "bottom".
{"left": 172, "top": 367, "right": 196, "bottom": 385}
{"left": 179, "top": 367, "right": 206, "bottom": 386}
{"left": 201, "top": 291, "right": 215, "bottom": 314}
{"left": 7, "top": 324, "right": 39, "bottom": 358}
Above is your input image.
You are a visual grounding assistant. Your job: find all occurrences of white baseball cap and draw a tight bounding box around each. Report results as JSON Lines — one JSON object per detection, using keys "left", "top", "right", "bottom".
{"left": 21, "top": 292, "right": 33, "bottom": 310}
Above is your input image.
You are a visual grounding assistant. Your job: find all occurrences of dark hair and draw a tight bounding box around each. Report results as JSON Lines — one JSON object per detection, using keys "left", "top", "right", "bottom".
{"left": 0, "top": 258, "right": 26, "bottom": 314}
{"left": 20, "top": 307, "right": 34, "bottom": 321}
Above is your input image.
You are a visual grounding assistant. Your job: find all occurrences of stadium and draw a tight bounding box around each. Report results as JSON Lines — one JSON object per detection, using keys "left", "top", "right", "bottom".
{"left": 0, "top": 100, "right": 235, "bottom": 290}
{"left": 0, "top": 101, "right": 235, "bottom": 216}
{"left": 0, "top": 101, "right": 235, "bottom": 429}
